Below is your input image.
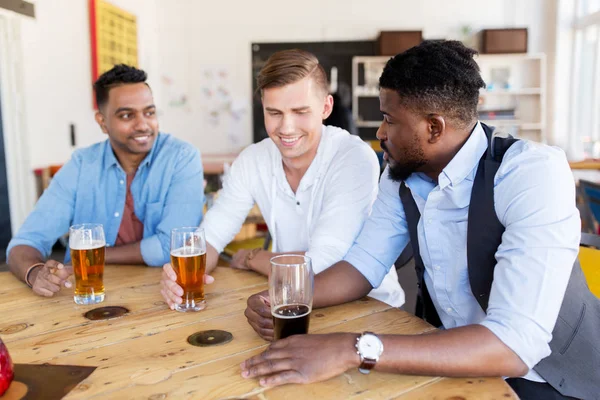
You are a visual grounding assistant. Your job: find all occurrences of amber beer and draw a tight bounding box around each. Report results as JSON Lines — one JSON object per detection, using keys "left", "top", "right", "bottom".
{"left": 71, "top": 243, "right": 105, "bottom": 300}
{"left": 170, "top": 247, "right": 207, "bottom": 311}
{"left": 272, "top": 304, "right": 311, "bottom": 340}
{"left": 69, "top": 224, "right": 106, "bottom": 305}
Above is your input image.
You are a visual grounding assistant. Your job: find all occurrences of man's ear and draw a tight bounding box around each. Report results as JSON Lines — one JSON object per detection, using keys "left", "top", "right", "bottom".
{"left": 321, "top": 94, "right": 334, "bottom": 120}
{"left": 95, "top": 111, "right": 109, "bottom": 134}
{"left": 427, "top": 114, "right": 446, "bottom": 144}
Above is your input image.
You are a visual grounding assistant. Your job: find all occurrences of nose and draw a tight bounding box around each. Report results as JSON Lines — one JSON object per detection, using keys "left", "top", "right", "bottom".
{"left": 134, "top": 115, "right": 150, "bottom": 132}
{"left": 279, "top": 113, "right": 295, "bottom": 135}
{"left": 375, "top": 122, "right": 386, "bottom": 141}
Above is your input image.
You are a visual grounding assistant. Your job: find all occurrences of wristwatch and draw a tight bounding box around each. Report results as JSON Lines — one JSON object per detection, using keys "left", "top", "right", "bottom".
{"left": 355, "top": 331, "right": 384, "bottom": 374}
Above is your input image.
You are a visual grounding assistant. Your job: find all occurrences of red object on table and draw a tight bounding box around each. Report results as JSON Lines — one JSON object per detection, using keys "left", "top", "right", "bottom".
{"left": 0, "top": 338, "right": 14, "bottom": 395}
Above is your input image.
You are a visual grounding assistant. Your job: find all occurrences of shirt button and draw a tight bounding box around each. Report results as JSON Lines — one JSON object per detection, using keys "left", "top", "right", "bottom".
{"left": 119, "top": 180, "right": 124, "bottom": 185}
{"left": 446, "top": 307, "right": 453, "bottom": 313}
{"left": 114, "top": 212, "right": 120, "bottom": 217}
{"left": 427, "top": 219, "right": 433, "bottom": 224}
{"left": 434, "top": 265, "right": 440, "bottom": 271}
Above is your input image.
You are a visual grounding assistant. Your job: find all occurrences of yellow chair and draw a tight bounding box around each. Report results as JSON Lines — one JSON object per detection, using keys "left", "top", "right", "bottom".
{"left": 580, "top": 233, "right": 600, "bottom": 298}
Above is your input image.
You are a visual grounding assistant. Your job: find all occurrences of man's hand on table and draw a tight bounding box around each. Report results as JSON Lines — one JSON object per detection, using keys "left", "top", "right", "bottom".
{"left": 240, "top": 333, "right": 359, "bottom": 387}
{"left": 244, "top": 290, "right": 274, "bottom": 341}
{"left": 159, "top": 262, "right": 214, "bottom": 310}
{"left": 31, "top": 260, "right": 73, "bottom": 297}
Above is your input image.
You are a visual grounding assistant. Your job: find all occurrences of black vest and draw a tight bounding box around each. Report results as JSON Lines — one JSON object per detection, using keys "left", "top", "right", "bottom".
{"left": 399, "top": 123, "right": 600, "bottom": 399}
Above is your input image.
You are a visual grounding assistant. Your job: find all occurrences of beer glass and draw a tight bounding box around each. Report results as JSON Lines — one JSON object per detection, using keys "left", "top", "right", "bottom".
{"left": 170, "top": 227, "right": 207, "bottom": 312}
{"left": 69, "top": 223, "right": 106, "bottom": 305}
{"left": 269, "top": 255, "right": 314, "bottom": 340}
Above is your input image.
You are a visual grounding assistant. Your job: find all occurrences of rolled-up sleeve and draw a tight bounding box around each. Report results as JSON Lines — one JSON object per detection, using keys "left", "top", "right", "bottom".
{"left": 6, "top": 155, "right": 80, "bottom": 260}
{"left": 479, "top": 144, "right": 580, "bottom": 369}
{"left": 201, "top": 148, "right": 255, "bottom": 253}
{"left": 343, "top": 167, "right": 410, "bottom": 288}
{"left": 140, "top": 146, "right": 205, "bottom": 266}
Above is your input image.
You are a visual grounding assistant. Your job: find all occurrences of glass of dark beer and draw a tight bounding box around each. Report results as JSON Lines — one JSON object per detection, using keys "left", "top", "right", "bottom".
{"left": 269, "top": 255, "right": 314, "bottom": 340}
{"left": 69, "top": 223, "right": 106, "bottom": 305}
{"left": 170, "top": 227, "right": 207, "bottom": 312}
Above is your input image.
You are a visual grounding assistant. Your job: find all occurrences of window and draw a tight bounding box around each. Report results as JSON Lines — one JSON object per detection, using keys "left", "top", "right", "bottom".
{"left": 562, "top": 0, "right": 600, "bottom": 158}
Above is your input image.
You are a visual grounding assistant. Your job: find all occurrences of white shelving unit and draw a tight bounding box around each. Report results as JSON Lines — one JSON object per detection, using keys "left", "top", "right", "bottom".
{"left": 351, "top": 53, "right": 547, "bottom": 143}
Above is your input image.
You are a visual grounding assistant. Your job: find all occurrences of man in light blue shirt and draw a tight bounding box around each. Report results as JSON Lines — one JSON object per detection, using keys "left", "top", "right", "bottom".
{"left": 242, "top": 41, "right": 597, "bottom": 399}
{"left": 7, "top": 65, "right": 204, "bottom": 297}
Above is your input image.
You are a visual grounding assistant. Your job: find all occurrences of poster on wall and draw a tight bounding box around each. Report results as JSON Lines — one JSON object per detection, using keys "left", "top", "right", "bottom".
{"left": 89, "top": 0, "right": 138, "bottom": 108}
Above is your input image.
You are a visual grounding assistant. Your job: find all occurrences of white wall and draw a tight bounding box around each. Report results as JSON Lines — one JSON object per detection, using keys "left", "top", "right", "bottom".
{"left": 157, "top": 0, "right": 553, "bottom": 154}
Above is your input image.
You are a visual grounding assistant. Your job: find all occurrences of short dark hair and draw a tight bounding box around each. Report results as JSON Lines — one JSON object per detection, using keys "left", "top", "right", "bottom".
{"left": 93, "top": 64, "right": 148, "bottom": 108}
{"left": 379, "top": 40, "right": 485, "bottom": 127}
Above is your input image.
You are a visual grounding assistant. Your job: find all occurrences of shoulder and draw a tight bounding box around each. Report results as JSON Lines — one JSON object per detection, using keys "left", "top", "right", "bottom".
{"left": 234, "top": 137, "right": 278, "bottom": 166}
{"left": 71, "top": 140, "right": 109, "bottom": 164}
{"left": 497, "top": 139, "right": 572, "bottom": 183}
{"left": 155, "top": 133, "right": 200, "bottom": 160}
{"left": 323, "top": 125, "right": 378, "bottom": 165}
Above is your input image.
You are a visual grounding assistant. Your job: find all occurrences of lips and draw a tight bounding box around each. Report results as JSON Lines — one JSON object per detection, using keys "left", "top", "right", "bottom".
{"left": 0, "top": 338, "right": 14, "bottom": 396}
{"left": 131, "top": 134, "right": 152, "bottom": 144}
{"left": 279, "top": 136, "right": 302, "bottom": 148}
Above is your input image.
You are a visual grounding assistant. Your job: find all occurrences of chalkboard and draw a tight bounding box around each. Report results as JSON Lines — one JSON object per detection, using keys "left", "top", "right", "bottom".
{"left": 251, "top": 40, "right": 377, "bottom": 143}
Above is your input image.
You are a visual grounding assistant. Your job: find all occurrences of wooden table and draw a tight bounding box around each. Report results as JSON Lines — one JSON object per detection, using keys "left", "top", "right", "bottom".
{"left": 0, "top": 266, "right": 517, "bottom": 400}
{"left": 570, "top": 159, "right": 600, "bottom": 170}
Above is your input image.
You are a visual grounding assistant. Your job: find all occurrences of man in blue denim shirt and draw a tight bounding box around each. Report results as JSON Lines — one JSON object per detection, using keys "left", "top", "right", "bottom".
{"left": 7, "top": 65, "right": 204, "bottom": 297}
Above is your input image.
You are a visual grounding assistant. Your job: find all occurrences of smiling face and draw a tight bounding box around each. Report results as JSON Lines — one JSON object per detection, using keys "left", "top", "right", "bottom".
{"left": 262, "top": 76, "right": 333, "bottom": 166}
{"left": 95, "top": 82, "right": 158, "bottom": 157}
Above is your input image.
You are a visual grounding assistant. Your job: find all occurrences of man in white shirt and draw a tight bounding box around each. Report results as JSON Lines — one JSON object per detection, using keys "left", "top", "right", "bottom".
{"left": 160, "top": 49, "right": 404, "bottom": 313}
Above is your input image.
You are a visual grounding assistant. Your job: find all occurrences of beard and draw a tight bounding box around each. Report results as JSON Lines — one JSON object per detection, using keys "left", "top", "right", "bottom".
{"left": 382, "top": 139, "right": 427, "bottom": 182}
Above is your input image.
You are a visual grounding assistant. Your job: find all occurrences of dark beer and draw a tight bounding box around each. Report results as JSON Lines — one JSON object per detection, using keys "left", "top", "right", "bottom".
{"left": 171, "top": 248, "right": 207, "bottom": 310}
{"left": 71, "top": 243, "right": 105, "bottom": 299}
{"left": 272, "top": 304, "right": 311, "bottom": 340}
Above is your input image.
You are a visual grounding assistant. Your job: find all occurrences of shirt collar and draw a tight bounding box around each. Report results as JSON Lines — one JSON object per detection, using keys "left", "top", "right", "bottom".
{"left": 437, "top": 122, "right": 487, "bottom": 190}
{"left": 103, "top": 133, "right": 161, "bottom": 172}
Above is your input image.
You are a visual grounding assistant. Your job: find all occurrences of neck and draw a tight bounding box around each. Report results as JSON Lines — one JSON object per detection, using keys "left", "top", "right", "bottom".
{"left": 282, "top": 142, "right": 319, "bottom": 193}
{"left": 422, "top": 122, "right": 476, "bottom": 181}
{"left": 111, "top": 144, "right": 148, "bottom": 175}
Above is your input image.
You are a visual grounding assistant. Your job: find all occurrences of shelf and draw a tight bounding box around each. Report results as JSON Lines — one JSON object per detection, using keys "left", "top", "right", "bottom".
{"left": 354, "top": 86, "right": 380, "bottom": 97}
{"left": 356, "top": 120, "right": 382, "bottom": 128}
{"left": 480, "top": 88, "right": 542, "bottom": 96}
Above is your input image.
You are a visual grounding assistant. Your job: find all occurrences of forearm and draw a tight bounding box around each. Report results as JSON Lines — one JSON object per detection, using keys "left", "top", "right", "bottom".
{"left": 373, "top": 325, "right": 528, "bottom": 377}
{"left": 105, "top": 242, "right": 145, "bottom": 265}
{"left": 205, "top": 243, "right": 220, "bottom": 274}
{"left": 314, "top": 261, "right": 373, "bottom": 308}
{"left": 249, "top": 250, "right": 306, "bottom": 276}
{"left": 7, "top": 245, "right": 45, "bottom": 282}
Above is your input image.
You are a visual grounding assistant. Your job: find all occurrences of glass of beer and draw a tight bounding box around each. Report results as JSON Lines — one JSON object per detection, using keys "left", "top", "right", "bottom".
{"left": 269, "top": 255, "right": 314, "bottom": 340}
{"left": 69, "top": 223, "right": 106, "bottom": 305}
{"left": 170, "top": 227, "right": 207, "bottom": 312}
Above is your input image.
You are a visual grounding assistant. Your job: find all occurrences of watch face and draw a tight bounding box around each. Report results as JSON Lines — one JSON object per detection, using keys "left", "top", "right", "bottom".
{"left": 358, "top": 334, "right": 383, "bottom": 359}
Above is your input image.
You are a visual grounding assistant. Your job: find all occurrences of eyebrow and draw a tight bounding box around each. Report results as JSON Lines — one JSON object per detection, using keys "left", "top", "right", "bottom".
{"left": 114, "top": 104, "right": 156, "bottom": 115}
{"left": 264, "top": 106, "right": 310, "bottom": 113}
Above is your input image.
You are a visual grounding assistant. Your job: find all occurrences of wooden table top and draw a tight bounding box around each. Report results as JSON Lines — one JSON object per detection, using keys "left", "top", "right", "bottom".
{"left": 0, "top": 266, "right": 517, "bottom": 400}
{"left": 570, "top": 159, "right": 600, "bottom": 170}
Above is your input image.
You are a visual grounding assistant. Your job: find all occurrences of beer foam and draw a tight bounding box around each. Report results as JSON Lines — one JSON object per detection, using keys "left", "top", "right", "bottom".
{"left": 70, "top": 240, "right": 106, "bottom": 251}
{"left": 271, "top": 304, "right": 312, "bottom": 319}
{"left": 170, "top": 247, "right": 206, "bottom": 257}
